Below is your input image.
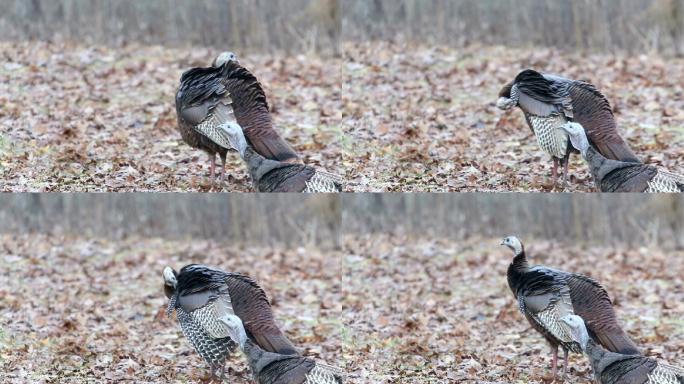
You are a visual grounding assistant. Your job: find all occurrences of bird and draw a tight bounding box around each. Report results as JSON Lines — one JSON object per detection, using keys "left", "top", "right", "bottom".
{"left": 561, "top": 315, "right": 684, "bottom": 384}
{"left": 562, "top": 122, "right": 683, "bottom": 192}
{"left": 497, "top": 69, "right": 640, "bottom": 186}
{"left": 501, "top": 236, "right": 640, "bottom": 380}
{"left": 217, "top": 121, "right": 343, "bottom": 192}
{"left": 219, "top": 313, "right": 345, "bottom": 384}
{"left": 163, "top": 265, "right": 298, "bottom": 381}
{"left": 175, "top": 51, "right": 298, "bottom": 186}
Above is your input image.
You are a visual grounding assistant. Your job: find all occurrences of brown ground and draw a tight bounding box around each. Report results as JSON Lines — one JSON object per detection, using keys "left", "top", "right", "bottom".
{"left": 0, "top": 234, "right": 342, "bottom": 383}
{"left": 342, "top": 41, "right": 684, "bottom": 192}
{"left": 342, "top": 234, "right": 684, "bottom": 383}
{"left": 0, "top": 42, "right": 342, "bottom": 192}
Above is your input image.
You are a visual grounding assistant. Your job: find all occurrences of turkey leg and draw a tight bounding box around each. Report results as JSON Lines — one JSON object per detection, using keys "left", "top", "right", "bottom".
{"left": 561, "top": 347, "right": 569, "bottom": 379}
{"left": 207, "top": 363, "right": 219, "bottom": 383}
{"left": 561, "top": 152, "right": 571, "bottom": 187}
{"left": 218, "top": 152, "right": 227, "bottom": 188}
{"left": 218, "top": 360, "right": 226, "bottom": 382}
{"left": 208, "top": 153, "right": 217, "bottom": 185}
{"left": 552, "top": 158, "right": 560, "bottom": 186}
{"left": 550, "top": 344, "right": 559, "bottom": 380}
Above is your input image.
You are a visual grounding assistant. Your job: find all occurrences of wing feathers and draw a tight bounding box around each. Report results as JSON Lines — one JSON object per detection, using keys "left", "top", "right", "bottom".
{"left": 568, "top": 274, "right": 640, "bottom": 355}
{"left": 567, "top": 82, "right": 640, "bottom": 163}
{"left": 225, "top": 274, "right": 299, "bottom": 355}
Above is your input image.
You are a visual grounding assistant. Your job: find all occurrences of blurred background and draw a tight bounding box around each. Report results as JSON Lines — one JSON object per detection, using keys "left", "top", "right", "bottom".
{"left": 0, "top": 0, "right": 339, "bottom": 55}
{"left": 343, "top": 0, "right": 684, "bottom": 56}
{"left": 343, "top": 195, "right": 684, "bottom": 250}
{"left": 0, "top": 194, "right": 340, "bottom": 249}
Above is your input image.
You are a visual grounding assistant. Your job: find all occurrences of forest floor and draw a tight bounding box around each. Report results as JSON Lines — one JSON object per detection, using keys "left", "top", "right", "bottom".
{"left": 0, "top": 42, "right": 342, "bottom": 192}
{"left": 342, "top": 234, "right": 684, "bottom": 383}
{"left": 342, "top": 42, "right": 684, "bottom": 192}
{"left": 0, "top": 234, "right": 342, "bottom": 383}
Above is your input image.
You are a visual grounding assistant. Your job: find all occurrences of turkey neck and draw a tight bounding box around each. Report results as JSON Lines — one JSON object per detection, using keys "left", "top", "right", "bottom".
{"left": 585, "top": 339, "right": 608, "bottom": 379}
{"left": 585, "top": 338, "right": 635, "bottom": 383}
{"left": 586, "top": 146, "right": 618, "bottom": 182}
{"left": 244, "top": 147, "right": 290, "bottom": 181}
{"left": 507, "top": 247, "right": 529, "bottom": 295}
{"left": 244, "top": 339, "right": 296, "bottom": 377}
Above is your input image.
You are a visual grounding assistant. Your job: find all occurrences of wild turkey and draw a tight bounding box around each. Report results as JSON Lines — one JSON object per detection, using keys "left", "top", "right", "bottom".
{"left": 561, "top": 315, "right": 684, "bottom": 384}
{"left": 163, "top": 265, "right": 298, "bottom": 380}
{"left": 217, "top": 121, "right": 343, "bottom": 193}
{"left": 562, "top": 122, "right": 684, "bottom": 192}
{"left": 219, "top": 314, "right": 345, "bottom": 384}
{"left": 497, "top": 69, "right": 640, "bottom": 185}
{"left": 175, "top": 51, "right": 298, "bottom": 185}
{"left": 501, "top": 236, "right": 640, "bottom": 379}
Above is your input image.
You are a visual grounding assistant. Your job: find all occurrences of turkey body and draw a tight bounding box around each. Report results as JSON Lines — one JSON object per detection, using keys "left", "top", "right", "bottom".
{"left": 563, "top": 316, "right": 684, "bottom": 384}
{"left": 498, "top": 69, "right": 640, "bottom": 182}
{"left": 504, "top": 237, "right": 639, "bottom": 377}
{"left": 243, "top": 147, "right": 343, "bottom": 193}
{"left": 244, "top": 339, "right": 344, "bottom": 384}
{"left": 584, "top": 146, "right": 683, "bottom": 193}
{"left": 591, "top": 349, "right": 684, "bottom": 384}
{"left": 176, "top": 59, "right": 298, "bottom": 182}
{"left": 165, "top": 265, "right": 297, "bottom": 376}
{"left": 508, "top": 252, "right": 638, "bottom": 355}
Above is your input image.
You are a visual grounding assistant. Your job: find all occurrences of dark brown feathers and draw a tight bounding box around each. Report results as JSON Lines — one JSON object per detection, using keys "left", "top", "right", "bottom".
{"left": 513, "top": 69, "right": 571, "bottom": 110}
{"left": 584, "top": 341, "right": 655, "bottom": 384}
{"left": 566, "top": 82, "right": 640, "bottom": 163}
{"left": 244, "top": 339, "right": 343, "bottom": 384}
{"left": 220, "top": 63, "right": 298, "bottom": 162}
{"left": 223, "top": 273, "right": 298, "bottom": 355}
{"left": 567, "top": 274, "right": 640, "bottom": 355}
{"left": 243, "top": 147, "right": 342, "bottom": 193}
{"left": 499, "top": 80, "right": 514, "bottom": 98}
{"left": 255, "top": 353, "right": 316, "bottom": 384}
